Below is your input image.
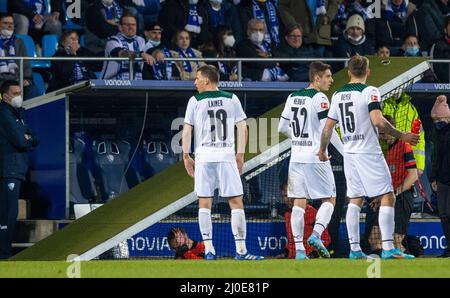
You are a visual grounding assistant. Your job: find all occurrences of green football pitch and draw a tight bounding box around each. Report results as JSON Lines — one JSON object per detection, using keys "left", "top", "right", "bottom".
{"left": 1, "top": 259, "right": 449, "bottom": 278}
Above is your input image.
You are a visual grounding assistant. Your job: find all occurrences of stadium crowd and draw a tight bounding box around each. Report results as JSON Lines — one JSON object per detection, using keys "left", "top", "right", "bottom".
{"left": 0, "top": 0, "right": 449, "bottom": 97}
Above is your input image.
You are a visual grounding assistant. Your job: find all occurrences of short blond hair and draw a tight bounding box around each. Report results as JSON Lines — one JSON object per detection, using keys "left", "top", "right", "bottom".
{"left": 348, "top": 55, "right": 369, "bottom": 78}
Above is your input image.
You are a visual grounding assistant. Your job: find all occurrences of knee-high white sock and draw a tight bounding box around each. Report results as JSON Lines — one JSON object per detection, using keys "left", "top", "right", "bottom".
{"left": 291, "top": 206, "right": 305, "bottom": 251}
{"left": 379, "top": 206, "right": 395, "bottom": 251}
{"left": 199, "top": 208, "right": 215, "bottom": 254}
{"left": 231, "top": 209, "right": 247, "bottom": 255}
{"left": 313, "top": 202, "right": 334, "bottom": 237}
{"left": 346, "top": 203, "right": 361, "bottom": 251}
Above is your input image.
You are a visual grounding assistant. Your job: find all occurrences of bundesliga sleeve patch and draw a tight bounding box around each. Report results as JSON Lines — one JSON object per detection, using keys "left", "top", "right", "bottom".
{"left": 370, "top": 95, "right": 379, "bottom": 102}
{"left": 321, "top": 102, "right": 329, "bottom": 109}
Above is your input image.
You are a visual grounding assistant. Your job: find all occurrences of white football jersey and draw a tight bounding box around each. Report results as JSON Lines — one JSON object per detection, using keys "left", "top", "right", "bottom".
{"left": 328, "top": 83, "right": 382, "bottom": 154}
{"left": 184, "top": 90, "right": 247, "bottom": 162}
{"left": 280, "top": 88, "right": 331, "bottom": 163}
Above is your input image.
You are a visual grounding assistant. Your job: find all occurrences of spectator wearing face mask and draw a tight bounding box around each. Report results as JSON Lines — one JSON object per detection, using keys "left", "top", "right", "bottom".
{"left": 0, "top": 13, "right": 34, "bottom": 100}
{"left": 430, "top": 16, "right": 450, "bottom": 83}
{"left": 239, "top": 0, "right": 284, "bottom": 48}
{"left": 236, "top": 18, "right": 289, "bottom": 82}
{"left": 200, "top": 25, "right": 239, "bottom": 81}
{"left": 201, "top": 0, "right": 244, "bottom": 44}
{"left": 395, "top": 34, "right": 423, "bottom": 57}
{"left": 332, "top": 14, "right": 375, "bottom": 70}
{"left": 142, "top": 23, "right": 179, "bottom": 80}
{"left": 85, "top": 0, "right": 123, "bottom": 55}
{"left": 158, "top": 0, "right": 210, "bottom": 48}
{"left": 376, "top": 0, "right": 418, "bottom": 52}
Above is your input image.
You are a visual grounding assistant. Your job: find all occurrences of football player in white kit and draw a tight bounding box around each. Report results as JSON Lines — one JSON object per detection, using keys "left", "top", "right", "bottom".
{"left": 319, "top": 55, "right": 419, "bottom": 259}
{"left": 278, "top": 61, "right": 344, "bottom": 260}
{"left": 182, "top": 65, "right": 263, "bottom": 261}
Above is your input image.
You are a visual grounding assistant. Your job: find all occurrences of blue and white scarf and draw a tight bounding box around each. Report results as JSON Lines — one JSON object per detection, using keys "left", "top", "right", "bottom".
{"left": 176, "top": 47, "right": 200, "bottom": 73}
{"left": 335, "top": 1, "right": 348, "bottom": 20}
{"left": 24, "top": 0, "right": 45, "bottom": 15}
{"left": 208, "top": 5, "right": 225, "bottom": 28}
{"left": 352, "top": 1, "right": 375, "bottom": 21}
{"left": 113, "top": 33, "right": 143, "bottom": 80}
{"left": 252, "top": 0, "right": 279, "bottom": 46}
{"left": 384, "top": 0, "right": 408, "bottom": 22}
{"left": 185, "top": 4, "right": 201, "bottom": 34}
{"left": 316, "top": 0, "right": 326, "bottom": 16}
{"left": 151, "top": 47, "right": 173, "bottom": 80}
{"left": 71, "top": 61, "right": 89, "bottom": 83}
{"left": 103, "top": 0, "right": 123, "bottom": 22}
{"left": 0, "top": 37, "right": 17, "bottom": 74}
{"left": 218, "top": 62, "right": 237, "bottom": 76}
{"left": 267, "top": 66, "right": 286, "bottom": 81}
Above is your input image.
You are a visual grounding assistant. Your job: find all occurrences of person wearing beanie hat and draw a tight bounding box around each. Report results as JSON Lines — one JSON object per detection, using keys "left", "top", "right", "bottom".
{"left": 332, "top": 14, "right": 375, "bottom": 70}
{"left": 430, "top": 95, "right": 450, "bottom": 258}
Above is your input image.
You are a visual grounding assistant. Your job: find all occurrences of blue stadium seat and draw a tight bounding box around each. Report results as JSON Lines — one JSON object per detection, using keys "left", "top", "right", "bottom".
{"left": 0, "top": 0, "right": 7, "bottom": 12}
{"left": 69, "top": 137, "right": 97, "bottom": 204}
{"left": 32, "top": 72, "right": 45, "bottom": 97}
{"left": 16, "top": 34, "right": 48, "bottom": 68}
{"left": 142, "top": 139, "right": 178, "bottom": 179}
{"left": 41, "top": 34, "right": 58, "bottom": 68}
{"left": 79, "top": 34, "right": 86, "bottom": 47}
{"left": 42, "top": 34, "right": 58, "bottom": 57}
{"left": 92, "top": 139, "right": 131, "bottom": 202}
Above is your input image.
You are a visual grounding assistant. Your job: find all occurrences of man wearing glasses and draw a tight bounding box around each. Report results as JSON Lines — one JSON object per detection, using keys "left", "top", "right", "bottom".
{"left": 274, "top": 24, "right": 316, "bottom": 82}
{"left": 101, "top": 14, "right": 155, "bottom": 80}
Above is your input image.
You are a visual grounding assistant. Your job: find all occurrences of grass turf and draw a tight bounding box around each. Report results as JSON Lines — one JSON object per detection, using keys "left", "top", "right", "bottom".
{"left": 0, "top": 259, "right": 448, "bottom": 278}
{"left": 12, "top": 56, "right": 428, "bottom": 261}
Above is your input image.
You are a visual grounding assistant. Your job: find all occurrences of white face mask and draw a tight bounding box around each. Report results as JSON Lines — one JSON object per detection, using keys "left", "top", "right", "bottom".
{"left": 0, "top": 29, "right": 13, "bottom": 39}
{"left": 148, "top": 39, "right": 161, "bottom": 48}
{"left": 11, "top": 96, "right": 23, "bottom": 108}
{"left": 189, "top": 0, "right": 198, "bottom": 4}
{"left": 347, "top": 34, "right": 363, "bottom": 43}
{"left": 223, "top": 35, "right": 235, "bottom": 47}
{"left": 250, "top": 31, "right": 264, "bottom": 45}
{"left": 102, "top": 0, "right": 114, "bottom": 6}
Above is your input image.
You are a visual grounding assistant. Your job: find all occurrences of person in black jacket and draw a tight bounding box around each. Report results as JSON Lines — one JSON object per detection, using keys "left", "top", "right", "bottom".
{"left": 430, "top": 94, "right": 450, "bottom": 258}
{"left": 332, "top": 13, "right": 375, "bottom": 70}
{"left": 274, "top": 23, "right": 316, "bottom": 82}
{"left": 430, "top": 16, "right": 450, "bottom": 83}
{"left": 47, "top": 30, "right": 98, "bottom": 92}
{"left": 85, "top": 0, "right": 123, "bottom": 55}
{"left": 0, "top": 80, "right": 39, "bottom": 259}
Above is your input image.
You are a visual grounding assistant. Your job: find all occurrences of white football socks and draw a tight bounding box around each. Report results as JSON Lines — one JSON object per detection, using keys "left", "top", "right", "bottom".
{"left": 346, "top": 203, "right": 362, "bottom": 251}
{"left": 313, "top": 201, "right": 334, "bottom": 237}
{"left": 199, "top": 208, "right": 215, "bottom": 255}
{"left": 379, "top": 206, "right": 395, "bottom": 251}
{"left": 231, "top": 208, "right": 247, "bottom": 255}
{"left": 291, "top": 206, "right": 306, "bottom": 251}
